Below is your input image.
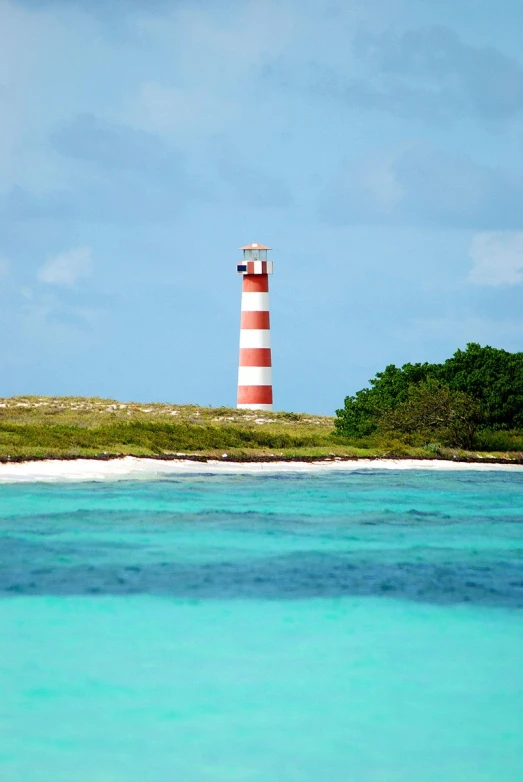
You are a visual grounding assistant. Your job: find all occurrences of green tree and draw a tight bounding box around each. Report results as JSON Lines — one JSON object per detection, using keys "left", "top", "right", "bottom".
{"left": 438, "top": 343, "right": 523, "bottom": 428}
{"left": 377, "top": 380, "right": 481, "bottom": 449}
{"left": 335, "top": 344, "right": 523, "bottom": 437}
{"left": 334, "top": 362, "right": 432, "bottom": 436}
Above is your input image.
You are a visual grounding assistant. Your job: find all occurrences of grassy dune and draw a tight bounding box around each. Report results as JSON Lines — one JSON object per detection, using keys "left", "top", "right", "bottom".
{"left": 0, "top": 396, "right": 522, "bottom": 463}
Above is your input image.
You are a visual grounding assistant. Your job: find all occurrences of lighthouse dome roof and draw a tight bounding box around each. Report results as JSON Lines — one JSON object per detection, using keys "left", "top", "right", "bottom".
{"left": 240, "top": 242, "right": 272, "bottom": 250}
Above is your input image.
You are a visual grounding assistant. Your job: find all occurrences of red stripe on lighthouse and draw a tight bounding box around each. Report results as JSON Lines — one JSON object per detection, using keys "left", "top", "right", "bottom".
{"left": 239, "top": 348, "right": 272, "bottom": 366}
{"left": 242, "top": 275, "right": 269, "bottom": 293}
{"left": 237, "top": 386, "right": 273, "bottom": 405}
{"left": 241, "top": 311, "right": 271, "bottom": 329}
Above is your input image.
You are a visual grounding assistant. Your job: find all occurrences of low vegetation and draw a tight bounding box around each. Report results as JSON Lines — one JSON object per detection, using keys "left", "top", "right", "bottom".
{"left": 0, "top": 397, "right": 339, "bottom": 461}
{"left": 0, "top": 387, "right": 522, "bottom": 463}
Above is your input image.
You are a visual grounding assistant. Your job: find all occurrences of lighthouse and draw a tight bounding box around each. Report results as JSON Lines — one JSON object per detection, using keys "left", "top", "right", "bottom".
{"left": 236, "top": 242, "right": 274, "bottom": 410}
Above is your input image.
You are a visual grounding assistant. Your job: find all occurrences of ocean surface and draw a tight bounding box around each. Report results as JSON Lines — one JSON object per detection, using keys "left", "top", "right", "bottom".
{"left": 1, "top": 469, "right": 522, "bottom": 781}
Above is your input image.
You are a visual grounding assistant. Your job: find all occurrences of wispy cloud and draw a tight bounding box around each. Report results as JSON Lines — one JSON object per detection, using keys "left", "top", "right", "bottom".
{"left": 38, "top": 246, "right": 93, "bottom": 286}
{"left": 310, "top": 26, "right": 523, "bottom": 123}
{"left": 468, "top": 232, "right": 523, "bottom": 286}
{"left": 322, "top": 143, "right": 523, "bottom": 229}
{"left": 50, "top": 113, "right": 185, "bottom": 176}
{"left": 0, "top": 112, "right": 193, "bottom": 223}
{"left": 0, "top": 257, "right": 10, "bottom": 275}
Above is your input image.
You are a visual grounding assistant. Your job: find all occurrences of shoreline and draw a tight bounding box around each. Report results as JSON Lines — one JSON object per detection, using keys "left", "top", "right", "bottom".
{"left": 1, "top": 455, "right": 523, "bottom": 483}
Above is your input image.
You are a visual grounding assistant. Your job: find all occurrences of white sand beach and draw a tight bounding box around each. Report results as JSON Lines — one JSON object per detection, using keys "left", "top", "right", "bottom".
{"left": 0, "top": 455, "right": 522, "bottom": 483}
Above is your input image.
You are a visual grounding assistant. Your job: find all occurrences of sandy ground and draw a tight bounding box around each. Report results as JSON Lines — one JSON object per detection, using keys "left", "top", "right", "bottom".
{"left": 0, "top": 456, "right": 522, "bottom": 483}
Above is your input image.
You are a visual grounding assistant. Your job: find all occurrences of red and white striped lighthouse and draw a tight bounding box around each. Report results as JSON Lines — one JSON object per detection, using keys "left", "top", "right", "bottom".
{"left": 236, "top": 242, "right": 274, "bottom": 410}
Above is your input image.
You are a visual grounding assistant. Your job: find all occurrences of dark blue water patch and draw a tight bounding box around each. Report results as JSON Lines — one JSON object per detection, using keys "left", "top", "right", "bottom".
{"left": 1, "top": 472, "right": 522, "bottom": 606}
{"left": 2, "top": 551, "right": 523, "bottom": 607}
{"left": 2, "top": 507, "right": 518, "bottom": 532}
{"left": 1, "top": 535, "right": 139, "bottom": 557}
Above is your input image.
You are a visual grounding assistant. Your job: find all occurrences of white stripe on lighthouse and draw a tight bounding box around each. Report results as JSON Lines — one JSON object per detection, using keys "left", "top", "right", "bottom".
{"left": 238, "top": 366, "right": 273, "bottom": 386}
{"left": 240, "top": 292, "right": 270, "bottom": 311}
{"left": 239, "top": 329, "right": 272, "bottom": 349}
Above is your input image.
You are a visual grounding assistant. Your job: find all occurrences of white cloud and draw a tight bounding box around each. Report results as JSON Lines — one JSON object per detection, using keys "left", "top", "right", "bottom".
{"left": 468, "top": 232, "right": 523, "bottom": 286}
{"left": 38, "top": 246, "right": 93, "bottom": 286}
{"left": 0, "top": 257, "right": 10, "bottom": 275}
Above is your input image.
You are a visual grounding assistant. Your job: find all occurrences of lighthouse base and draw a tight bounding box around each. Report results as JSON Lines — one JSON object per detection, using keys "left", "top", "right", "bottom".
{"left": 237, "top": 403, "right": 273, "bottom": 411}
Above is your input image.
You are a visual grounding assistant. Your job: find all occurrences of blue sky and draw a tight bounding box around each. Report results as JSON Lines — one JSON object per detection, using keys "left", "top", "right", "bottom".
{"left": 1, "top": 0, "right": 522, "bottom": 413}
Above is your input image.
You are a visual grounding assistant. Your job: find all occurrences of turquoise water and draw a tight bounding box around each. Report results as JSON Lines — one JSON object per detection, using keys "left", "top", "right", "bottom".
{"left": 1, "top": 470, "right": 522, "bottom": 781}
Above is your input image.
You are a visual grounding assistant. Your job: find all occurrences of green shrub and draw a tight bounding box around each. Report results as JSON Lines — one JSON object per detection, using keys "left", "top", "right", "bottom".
{"left": 473, "top": 430, "right": 523, "bottom": 452}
